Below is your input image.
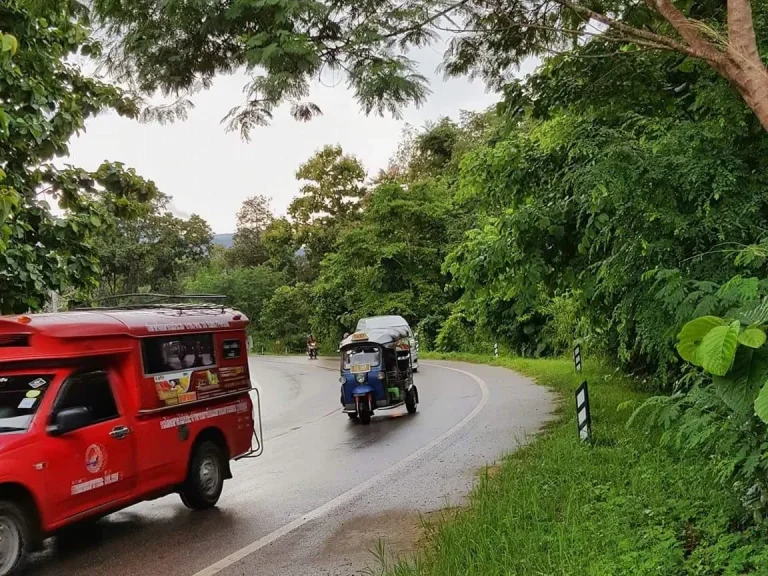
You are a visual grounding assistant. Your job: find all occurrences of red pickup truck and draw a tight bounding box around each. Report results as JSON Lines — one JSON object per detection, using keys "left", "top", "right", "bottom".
{"left": 0, "top": 305, "right": 262, "bottom": 575}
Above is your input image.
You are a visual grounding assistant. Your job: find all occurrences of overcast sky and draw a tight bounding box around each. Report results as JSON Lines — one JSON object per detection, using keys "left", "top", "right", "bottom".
{"left": 64, "top": 42, "right": 538, "bottom": 234}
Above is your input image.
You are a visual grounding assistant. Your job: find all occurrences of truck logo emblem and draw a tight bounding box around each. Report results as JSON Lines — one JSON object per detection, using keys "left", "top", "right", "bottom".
{"left": 85, "top": 444, "right": 106, "bottom": 474}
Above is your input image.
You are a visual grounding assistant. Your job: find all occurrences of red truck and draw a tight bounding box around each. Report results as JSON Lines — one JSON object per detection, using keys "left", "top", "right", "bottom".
{"left": 0, "top": 304, "right": 262, "bottom": 575}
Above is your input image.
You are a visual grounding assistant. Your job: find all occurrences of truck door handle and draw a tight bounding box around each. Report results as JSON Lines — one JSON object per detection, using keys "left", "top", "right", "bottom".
{"left": 109, "top": 426, "right": 131, "bottom": 440}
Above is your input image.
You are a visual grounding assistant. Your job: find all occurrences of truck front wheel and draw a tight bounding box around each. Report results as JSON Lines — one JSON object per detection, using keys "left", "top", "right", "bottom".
{"left": 180, "top": 441, "right": 226, "bottom": 510}
{"left": 0, "top": 500, "right": 28, "bottom": 576}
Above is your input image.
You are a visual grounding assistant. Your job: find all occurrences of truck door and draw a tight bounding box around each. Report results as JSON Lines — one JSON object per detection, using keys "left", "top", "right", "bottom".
{"left": 44, "top": 369, "right": 136, "bottom": 525}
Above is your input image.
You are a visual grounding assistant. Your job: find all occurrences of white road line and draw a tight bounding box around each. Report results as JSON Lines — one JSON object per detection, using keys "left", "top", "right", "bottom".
{"left": 191, "top": 362, "right": 490, "bottom": 576}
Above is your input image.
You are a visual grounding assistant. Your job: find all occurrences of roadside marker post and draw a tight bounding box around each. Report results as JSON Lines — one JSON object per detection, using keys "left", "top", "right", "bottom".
{"left": 573, "top": 344, "right": 591, "bottom": 442}
{"left": 573, "top": 344, "right": 582, "bottom": 372}
{"left": 494, "top": 342, "right": 498, "bottom": 358}
{"left": 575, "top": 381, "right": 592, "bottom": 443}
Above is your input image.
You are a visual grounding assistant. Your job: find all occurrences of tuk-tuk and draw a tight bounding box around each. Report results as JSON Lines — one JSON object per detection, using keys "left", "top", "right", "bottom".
{"left": 338, "top": 327, "right": 419, "bottom": 425}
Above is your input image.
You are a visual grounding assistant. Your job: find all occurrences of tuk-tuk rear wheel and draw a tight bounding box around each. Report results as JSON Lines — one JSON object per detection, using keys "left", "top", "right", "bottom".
{"left": 406, "top": 390, "right": 417, "bottom": 414}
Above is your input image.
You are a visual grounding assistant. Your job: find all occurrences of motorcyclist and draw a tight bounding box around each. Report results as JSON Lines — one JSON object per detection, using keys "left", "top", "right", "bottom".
{"left": 306, "top": 334, "right": 317, "bottom": 358}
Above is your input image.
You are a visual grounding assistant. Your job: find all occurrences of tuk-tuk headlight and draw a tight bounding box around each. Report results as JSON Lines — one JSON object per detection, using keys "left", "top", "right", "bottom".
{"left": 355, "top": 373, "right": 366, "bottom": 383}
{"left": 339, "top": 377, "right": 346, "bottom": 384}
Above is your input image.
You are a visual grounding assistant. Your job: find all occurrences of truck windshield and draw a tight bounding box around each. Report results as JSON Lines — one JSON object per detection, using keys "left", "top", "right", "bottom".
{"left": 0, "top": 374, "right": 52, "bottom": 432}
{"left": 344, "top": 347, "right": 381, "bottom": 369}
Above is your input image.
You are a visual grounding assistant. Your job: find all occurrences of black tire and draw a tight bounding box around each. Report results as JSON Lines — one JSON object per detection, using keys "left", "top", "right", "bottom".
{"left": 180, "top": 441, "right": 226, "bottom": 510}
{"left": 406, "top": 389, "right": 417, "bottom": 414}
{"left": 359, "top": 411, "right": 372, "bottom": 425}
{"left": 0, "top": 500, "right": 29, "bottom": 576}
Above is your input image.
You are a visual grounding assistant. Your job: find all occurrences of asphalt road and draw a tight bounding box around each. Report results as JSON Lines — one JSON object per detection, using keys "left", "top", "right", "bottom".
{"left": 27, "top": 357, "right": 554, "bottom": 576}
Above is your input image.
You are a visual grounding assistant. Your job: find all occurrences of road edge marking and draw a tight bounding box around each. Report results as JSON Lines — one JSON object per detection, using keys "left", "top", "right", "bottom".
{"left": 191, "top": 362, "right": 489, "bottom": 576}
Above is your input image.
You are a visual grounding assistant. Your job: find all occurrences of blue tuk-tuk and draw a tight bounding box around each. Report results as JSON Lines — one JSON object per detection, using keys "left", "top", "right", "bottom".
{"left": 338, "top": 327, "right": 419, "bottom": 425}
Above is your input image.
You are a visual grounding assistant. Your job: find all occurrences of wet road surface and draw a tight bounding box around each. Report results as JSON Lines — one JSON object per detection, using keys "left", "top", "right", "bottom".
{"left": 27, "top": 357, "right": 554, "bottom": 576}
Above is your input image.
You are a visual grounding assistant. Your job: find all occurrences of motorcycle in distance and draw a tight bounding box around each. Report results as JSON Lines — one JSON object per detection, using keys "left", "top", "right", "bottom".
{"left": 307, "top": 340, "right": 318, "bottom": 360}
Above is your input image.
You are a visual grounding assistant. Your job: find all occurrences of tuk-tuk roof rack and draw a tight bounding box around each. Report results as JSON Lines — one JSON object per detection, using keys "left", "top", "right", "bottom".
{"left": 75, "top": 293, "right": 229, "bottom": 312}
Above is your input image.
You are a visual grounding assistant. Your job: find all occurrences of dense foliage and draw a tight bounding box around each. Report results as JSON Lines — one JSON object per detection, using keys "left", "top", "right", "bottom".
{"left": 0, "top": 0, "right": 158, "bottom": 312}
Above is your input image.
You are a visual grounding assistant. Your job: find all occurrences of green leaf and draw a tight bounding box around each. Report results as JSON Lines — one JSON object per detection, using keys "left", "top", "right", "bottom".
{"left": 739, "top": 328, "right": 767, "bottom": 349}
{"left": 676, "top": 315, "right": 726, "bottom": 365}
{"left": 713, "top": 347, "right": 768, "bottom": 416}
{"left": 0, "top": 34, "right": 17, "bottom": 55}
{"left": 697, "top": 320, "right": 740, "bottom": 376}
{"left": 755, "top": 381, "right": 768, "bottom": 423}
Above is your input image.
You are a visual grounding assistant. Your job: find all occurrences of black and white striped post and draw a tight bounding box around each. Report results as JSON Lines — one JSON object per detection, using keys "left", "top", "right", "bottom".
{"left": 494, "top": 342, "right": 499, "bottom": 357}
{"left": 575, "top": 381, "right": 592, "bottom": 443}
{"left": 573, "top": 344, "right": 582, "bottom": 373}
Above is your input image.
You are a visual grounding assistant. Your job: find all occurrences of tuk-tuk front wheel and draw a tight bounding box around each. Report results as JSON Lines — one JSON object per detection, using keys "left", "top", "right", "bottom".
{"left": 0, "top": 500, "right": 28, "bottom": 576}
{"left": 359, "top": 410, "right": 372, "bottom": 425}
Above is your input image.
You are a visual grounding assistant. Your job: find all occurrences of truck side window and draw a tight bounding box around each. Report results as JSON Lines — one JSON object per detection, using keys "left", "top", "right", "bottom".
{"left": 55, "top": 371, "right": 119, "bottom": 426}
{"left": 141, "top": 333, "right": 216, "bottom": 375}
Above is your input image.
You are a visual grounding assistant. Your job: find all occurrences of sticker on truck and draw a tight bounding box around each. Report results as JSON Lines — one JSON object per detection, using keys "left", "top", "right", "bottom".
{"left": 159, "top": 401, "right": 249, "bottom": 430}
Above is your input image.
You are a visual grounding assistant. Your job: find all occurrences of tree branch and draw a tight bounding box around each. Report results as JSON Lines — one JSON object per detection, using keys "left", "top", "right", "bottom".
{"left": 642, "top": 0, "right": 725, "bottom": 64}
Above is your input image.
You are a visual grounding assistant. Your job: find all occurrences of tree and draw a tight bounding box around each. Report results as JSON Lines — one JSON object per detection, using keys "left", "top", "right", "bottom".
{"left": 0, "top": 1, "right": 157, "bottom": 313}
{"left": 185, "top": 265, "right": 285, "bottom": 325}
{"left": 90, "top": 0, "right": 768, "bottom": 134}
{"left": 92, "top": 193, "right": 213, "bottom": 297}
{"left": 228, "top": 194, "right": 273, "bottom": 267}
{"left": 445, "top": 42, "right": 768, "bottom": 367}
{"left": 312, "top": 180, "right": 452, "bottom": 340}
{"left": 260, "top": 283, "right": 313, "bottom": 350}
{"left": 288, "top": 145, "right": 367, "bottom": 275}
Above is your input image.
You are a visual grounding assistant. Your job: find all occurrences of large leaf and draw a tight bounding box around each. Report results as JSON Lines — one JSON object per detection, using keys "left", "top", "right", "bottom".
{"left": 676, "top": 316, "right": 726, "bottom": 366}
{"left": 755, "top": 381, "right": 768, "bottom": 423}
{"left": 713, "top": 347, "right": 768, "bottom": 416}
{"left": 697, "top": 320, "right": 740, "bottom": 376}
{"left": 739, "top": 328, "right": 767, "bottom": 349}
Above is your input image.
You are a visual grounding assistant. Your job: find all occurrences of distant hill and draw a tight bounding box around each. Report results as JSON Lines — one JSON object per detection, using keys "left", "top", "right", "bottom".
{"left": 213, "top": 233, "right": 234, "bottom": 248}
{"left": 213, "top": 233, "right": 306, "bottom": 257}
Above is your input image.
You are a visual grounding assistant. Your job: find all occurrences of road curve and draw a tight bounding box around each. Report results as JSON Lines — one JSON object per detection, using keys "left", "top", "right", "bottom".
{"left": 26, "top": 357, "right": 554, "bottom": 576}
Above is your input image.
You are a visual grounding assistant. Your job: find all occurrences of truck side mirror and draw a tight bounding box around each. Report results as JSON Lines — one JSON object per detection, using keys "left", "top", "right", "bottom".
{"left": 48, "top": 407, "right": 92, "bottom": 436}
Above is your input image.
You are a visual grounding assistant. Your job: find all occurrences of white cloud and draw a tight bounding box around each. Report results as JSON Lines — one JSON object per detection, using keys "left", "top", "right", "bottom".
{"left": 63, "top": 42, "right": 538, "bottom": 233}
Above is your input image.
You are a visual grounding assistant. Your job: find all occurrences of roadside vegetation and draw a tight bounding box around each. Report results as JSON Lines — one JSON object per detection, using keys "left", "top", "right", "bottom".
{"left": 381, "top": 354, "right": 768, "bottom": 576}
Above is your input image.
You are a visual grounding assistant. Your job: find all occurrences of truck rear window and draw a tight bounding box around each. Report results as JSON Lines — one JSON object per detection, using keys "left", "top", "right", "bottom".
{"left": 0, "top": 374, "right": 51, "bottom": 432}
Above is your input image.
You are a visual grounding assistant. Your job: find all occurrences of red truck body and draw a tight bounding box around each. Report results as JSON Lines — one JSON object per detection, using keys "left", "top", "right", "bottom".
{"left": 0, "top": 306, "right": 260, "bottom": 574}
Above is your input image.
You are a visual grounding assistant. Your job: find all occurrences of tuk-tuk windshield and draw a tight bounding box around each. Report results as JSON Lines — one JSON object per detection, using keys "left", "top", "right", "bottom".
{"left": 343, "top": 346, "right": 381, "bottom": 369}
{"left": 0, "top": 374, "right": 53, "bottom": 433}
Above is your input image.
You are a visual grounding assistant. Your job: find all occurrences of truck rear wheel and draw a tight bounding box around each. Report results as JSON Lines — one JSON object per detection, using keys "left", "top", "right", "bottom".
{"left": 0, "top": 500, "right": 28, "bottom": 576}
{"left": 180, "top": 441, "right": 225, "bottom": 510}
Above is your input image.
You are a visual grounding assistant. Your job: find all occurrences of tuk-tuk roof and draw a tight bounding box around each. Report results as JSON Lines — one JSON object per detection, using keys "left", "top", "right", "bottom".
{"left": 340, "top": 326, "right": 410, "bottom": 349}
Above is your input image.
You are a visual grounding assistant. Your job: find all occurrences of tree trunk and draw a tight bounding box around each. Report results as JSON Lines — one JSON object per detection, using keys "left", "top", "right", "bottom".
{"left": 729, "top": 65, "right": 768, "bottom": 132}
{"left": 723, "top": 0, "right": 768, "bottom": 131}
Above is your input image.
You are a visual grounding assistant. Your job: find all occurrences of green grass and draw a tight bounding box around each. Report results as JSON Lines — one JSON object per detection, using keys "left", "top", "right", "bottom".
{"left": 381, "top": 353, "right": 768, "bottom": 576}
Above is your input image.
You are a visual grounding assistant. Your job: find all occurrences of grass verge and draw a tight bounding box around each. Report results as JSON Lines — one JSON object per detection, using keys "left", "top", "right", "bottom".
{"left": 381, "top": 352, "right": 768, "bottom": 576}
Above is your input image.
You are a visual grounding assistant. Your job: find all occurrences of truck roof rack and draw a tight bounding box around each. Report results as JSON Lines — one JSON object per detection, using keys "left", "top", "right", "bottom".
{"left": 75, "top": 293, "right": 229, "bottom": 312}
